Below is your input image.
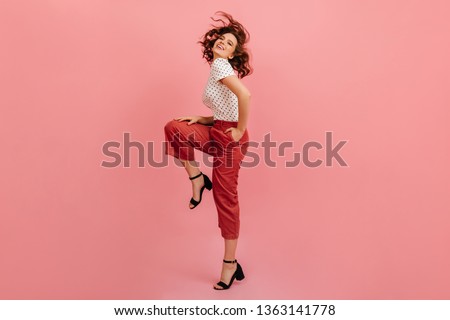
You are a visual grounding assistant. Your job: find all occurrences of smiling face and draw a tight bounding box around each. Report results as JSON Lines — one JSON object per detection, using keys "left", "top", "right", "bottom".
{"left": 212, "top": 33, "right": 238, "bottom": 60}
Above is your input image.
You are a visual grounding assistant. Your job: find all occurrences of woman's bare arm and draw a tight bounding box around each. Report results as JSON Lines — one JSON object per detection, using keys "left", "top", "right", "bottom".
{"left": 198, "top": 116, "right": 214, "bottom": 125}
{"left": 221, "top": 76, "right": 251, "bottom": 133}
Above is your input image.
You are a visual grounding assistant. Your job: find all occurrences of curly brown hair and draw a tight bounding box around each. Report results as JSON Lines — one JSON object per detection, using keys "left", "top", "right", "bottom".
{"left": 197, "top": 11, "right": 253, "bottom": 79}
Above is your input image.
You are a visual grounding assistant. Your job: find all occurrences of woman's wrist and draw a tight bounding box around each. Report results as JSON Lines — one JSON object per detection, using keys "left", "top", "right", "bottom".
{"left": 200, "top": 116, "right": 214, "bottom": 125}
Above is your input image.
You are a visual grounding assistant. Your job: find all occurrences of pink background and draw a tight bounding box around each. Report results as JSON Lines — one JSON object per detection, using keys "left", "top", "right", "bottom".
{"left": 1, "top": 0, "right": 449, "bottom": 299}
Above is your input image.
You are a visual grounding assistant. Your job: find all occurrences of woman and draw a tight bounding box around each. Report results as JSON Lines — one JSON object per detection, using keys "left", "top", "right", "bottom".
{"left": 164, "top": 11, "right": 253, "bottom": 290}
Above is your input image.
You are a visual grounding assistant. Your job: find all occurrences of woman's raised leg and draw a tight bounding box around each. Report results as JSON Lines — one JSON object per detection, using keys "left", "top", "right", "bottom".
{"left": 181, "top": 159, "right": 206, "bottom": 209}
{"left": 164, "top": 119, "right": 215, "bottom": 208}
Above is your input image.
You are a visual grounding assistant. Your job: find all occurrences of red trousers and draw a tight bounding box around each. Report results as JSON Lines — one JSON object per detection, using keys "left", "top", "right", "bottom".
{"left": 164, "top": 119, "right": 250, "bottom": 239}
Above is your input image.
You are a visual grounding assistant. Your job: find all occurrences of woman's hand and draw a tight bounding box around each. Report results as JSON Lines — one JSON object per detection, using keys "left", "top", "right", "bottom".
{"left": 174, "top": 115, "right": 203, "bottom": 125}
{"left": 224, "top": 127, "right": 245, "bottom": 142}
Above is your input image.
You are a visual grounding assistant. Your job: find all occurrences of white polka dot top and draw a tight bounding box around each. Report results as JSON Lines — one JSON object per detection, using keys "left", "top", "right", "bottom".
{"left": 202, "top": 58, "right": 239, "bottom": 121}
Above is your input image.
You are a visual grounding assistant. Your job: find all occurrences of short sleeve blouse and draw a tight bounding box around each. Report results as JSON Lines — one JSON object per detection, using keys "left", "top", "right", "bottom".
{"left": 202, "top": 58, "right": 239, "bottom": 121}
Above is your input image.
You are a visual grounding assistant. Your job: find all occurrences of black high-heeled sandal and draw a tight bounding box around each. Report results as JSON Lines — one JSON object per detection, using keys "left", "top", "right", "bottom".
{"left": 189, "top": 172, "right": 212, "bottom": 209}
{"left": 213, "top": 259, "right": 245, "bottom": 290}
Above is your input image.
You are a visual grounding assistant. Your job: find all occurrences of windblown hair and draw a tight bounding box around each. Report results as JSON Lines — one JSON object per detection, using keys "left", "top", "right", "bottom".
{"left": 198, "top": 11, "right": 253, "bottom": 79}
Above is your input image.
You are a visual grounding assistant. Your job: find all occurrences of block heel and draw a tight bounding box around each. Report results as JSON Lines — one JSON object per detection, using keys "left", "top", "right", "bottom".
{"left": 214, "top": 259, "right": 245, "bottom": 290}
{"left": 189, "top": 171, "right": 212, "bottom": 209}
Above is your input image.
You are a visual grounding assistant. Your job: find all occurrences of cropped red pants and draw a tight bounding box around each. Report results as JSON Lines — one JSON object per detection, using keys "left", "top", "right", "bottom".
{"left": 164, "top": 119, "right": 249, "bottom": 239}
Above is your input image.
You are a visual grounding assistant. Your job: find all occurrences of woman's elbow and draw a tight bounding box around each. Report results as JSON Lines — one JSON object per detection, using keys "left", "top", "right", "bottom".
{"left": 239, "top": 91, "right": 251, "bottom": 99}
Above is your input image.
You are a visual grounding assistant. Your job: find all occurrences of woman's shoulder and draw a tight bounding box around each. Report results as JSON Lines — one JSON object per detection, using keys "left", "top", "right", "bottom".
{"left": 212, "top": 57, "right": 231, "bottom": 66}
{"left": 211, "top": 58, "right": 235, "bottom": 72}
{"left": 210, "top": 57, "right": 236, "bottom": 81}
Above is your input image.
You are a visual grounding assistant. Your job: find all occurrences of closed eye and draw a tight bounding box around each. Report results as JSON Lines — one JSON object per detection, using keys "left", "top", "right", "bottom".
{"left": 220, "top": 36, "right": 234, "bottom": 47}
